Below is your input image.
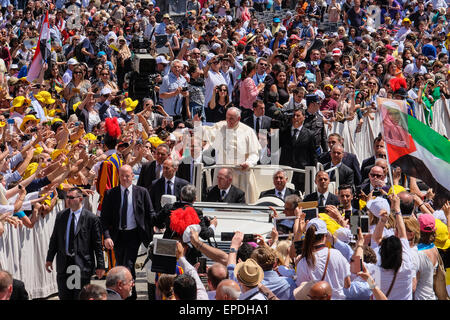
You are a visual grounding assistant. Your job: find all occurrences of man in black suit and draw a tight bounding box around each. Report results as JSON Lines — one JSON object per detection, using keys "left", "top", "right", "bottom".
{"left": 137, "top": 143, "right": 170, "bottom": 194}
{"left": 279, "top": 107, "right": 317, "bottom": 192}
{"left": 0, "top": 270, "right": 13, "bottom": 300}
{"left": 361, "top": 147, "right": 387, "bottom": 182}
{"left": 303, "top": 94, "right": 328, "bottom": 155}
{"left": 358, "top": 165, "right": 391, "bottom": 196}
{"left": 303, "top": 171, "right": 340, "bottom": 206}
{"left": 101, "top": 164, "right": 161, "bottom": 300}
{"left": 318, "top": 133, "right": 362, "bottom": 185}
{"left": 46, "top": 187, "right": 105, "bottom": 300}
{"left": 0, "top": 268, "right": 30, "bottom": 300}
{"left": 323, "top": 184, "right": 360, "bottom": 224}
{"left": 360, "top": 135, "right": 385, "bottom": 181}
{"left": 150, "top": 158, "right": 189, "bottom": 212}
{"left": 203, "top": 168, "right": 246, "bottom": 203}
{"left": 259, "top": 169, "right": 298, "bottom": 200}
{"left": 324, "top": 144, "right": 355, "bottom": 187}
{"left": 242, "top": 100, "right": 272, "bottom": 137}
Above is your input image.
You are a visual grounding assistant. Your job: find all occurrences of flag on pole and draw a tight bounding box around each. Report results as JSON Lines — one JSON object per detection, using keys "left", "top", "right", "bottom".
{"left": 27, "top": 11, "right": 51, "bottom": 82}
{"left": 378, "top": 97, "right": 450, "bottom": 207}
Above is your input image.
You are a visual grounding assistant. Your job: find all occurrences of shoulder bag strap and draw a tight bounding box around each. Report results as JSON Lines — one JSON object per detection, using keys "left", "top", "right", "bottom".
{"left": 386, "top": 270, "right": 398, "bottom": 298}
{"left": 321, "top": 248, "right": 331, "bottom": 281}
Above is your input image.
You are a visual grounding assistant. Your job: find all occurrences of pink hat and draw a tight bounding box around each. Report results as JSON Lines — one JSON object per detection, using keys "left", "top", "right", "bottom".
{"left": 290, "top": 34, "right": 301, "bottom": 41}
{"left": 386, "top": 44, "right": 395, "bottom": 50}
{"left": 418, "top": 214, "right": 436, "bottom": 233}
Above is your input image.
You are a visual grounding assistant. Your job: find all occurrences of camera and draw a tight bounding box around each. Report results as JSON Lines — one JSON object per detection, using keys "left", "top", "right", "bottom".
{"left": 182, "top": 86, "right": 188, "bottom": 92}
{"left": 30, "top": 127, "right": 38, "bottom": 133}
{"left": 372, "top": 188, "right": 382, "bottom": 197}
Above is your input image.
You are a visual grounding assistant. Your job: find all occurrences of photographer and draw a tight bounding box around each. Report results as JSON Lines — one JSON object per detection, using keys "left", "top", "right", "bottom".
{"left": 159, "top": 59, "right": 189, "bottom": 120}
{"left": 158, "top": 184, "right": 217, "bottom": 265}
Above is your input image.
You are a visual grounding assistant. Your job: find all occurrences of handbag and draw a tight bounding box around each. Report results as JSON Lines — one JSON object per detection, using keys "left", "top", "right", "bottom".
{"left": 294, "top": 248, "right": 331, "bottom": 300}
{"left": 433, "top": 252, "right": 450, "bottom": 300}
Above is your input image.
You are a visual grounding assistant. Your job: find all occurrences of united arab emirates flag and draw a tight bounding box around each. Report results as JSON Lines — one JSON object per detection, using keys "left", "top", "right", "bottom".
{"left": 378, "top": 98, "right": 450, "bottom": 206}
{"left": 27, "top": 11, "right": 51, "bottom": 82}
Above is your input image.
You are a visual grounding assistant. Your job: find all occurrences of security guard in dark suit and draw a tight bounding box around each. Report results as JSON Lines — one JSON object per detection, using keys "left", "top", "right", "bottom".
{"left": 303, "top": 94, "right": 328, "bottom": 155}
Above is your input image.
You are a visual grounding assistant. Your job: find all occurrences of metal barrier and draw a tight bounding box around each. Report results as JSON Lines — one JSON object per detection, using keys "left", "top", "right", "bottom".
{"left": 194, "top": 163, "right": 317, "bottom": 203}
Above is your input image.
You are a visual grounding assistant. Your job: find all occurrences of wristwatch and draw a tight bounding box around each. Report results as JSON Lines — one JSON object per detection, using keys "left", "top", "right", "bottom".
{"left": 367, "top": 277, "right": 377, "bottom": 290}
{"left": 229, "top": 247, "right": 237, "bottom": 253}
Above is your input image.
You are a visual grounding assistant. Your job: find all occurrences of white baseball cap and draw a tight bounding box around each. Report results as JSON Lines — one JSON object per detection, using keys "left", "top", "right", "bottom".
{"left": 156, "top": 55, "right": 169, "bottom": 65}
{"left": 332, "top": 48, "right": 342, "bottom": 56}
{"left": 366, "top": 197, "right": 390, "bottom": 218}
{"left": 100, "top": 86, "right": 112, "bottom": 95}
{"left": 306, "top": 218, "right": 328, "bottom": 235}
{"left": 296, "top": 61, "right": 307, "bottom": 69}
{"left": 67, "top": 58, "right": 79, "bottom": 65}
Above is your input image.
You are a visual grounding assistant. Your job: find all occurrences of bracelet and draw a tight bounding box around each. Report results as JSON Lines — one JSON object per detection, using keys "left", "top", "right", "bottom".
{"left": 197, "top": 241, "right": 204, "bottom": 250}
{"left": 419, "top": 203, "right": 425, "bottom": 208}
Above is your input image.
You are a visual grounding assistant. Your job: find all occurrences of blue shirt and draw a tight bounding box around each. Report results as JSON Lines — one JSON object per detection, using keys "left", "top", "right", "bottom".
{"left": 261, "top": 270, "right": 297, "bottom": 300}
{"left": 159, "top": 72, "right": 187, "bottom": 116}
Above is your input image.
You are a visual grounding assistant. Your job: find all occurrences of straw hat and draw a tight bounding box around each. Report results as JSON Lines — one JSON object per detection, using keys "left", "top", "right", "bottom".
{"left": 234, "top": 258, "right": 264, "bottom": 287}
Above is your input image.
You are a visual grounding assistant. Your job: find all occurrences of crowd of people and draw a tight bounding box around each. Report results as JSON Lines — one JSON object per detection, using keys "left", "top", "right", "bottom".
{"left": 0, "top": 0, "right": 449, "bottom": 301}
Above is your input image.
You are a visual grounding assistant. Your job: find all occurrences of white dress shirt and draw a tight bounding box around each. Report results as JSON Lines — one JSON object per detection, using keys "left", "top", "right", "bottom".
{"left": 66, "top": 207, "right": 82, "bottom": 255}
{"left": 120, "top": 185, "right": 137, "bottom": 230}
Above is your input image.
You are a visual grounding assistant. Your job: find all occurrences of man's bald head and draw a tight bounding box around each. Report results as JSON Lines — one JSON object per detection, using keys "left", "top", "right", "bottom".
{"left": 207, "top": 263, "right": 228, "bottom": 290}
{"left": 216, "top": 279, "right": 241, "bottom": 300}
{"left": 0, "top": 270, "right": 14, "bottom": 300}
{"left": 119, "top": 164, "right": 134, "bottom": 188}
{"left": 308, "top": 281, "right": 332, "bottom": 300}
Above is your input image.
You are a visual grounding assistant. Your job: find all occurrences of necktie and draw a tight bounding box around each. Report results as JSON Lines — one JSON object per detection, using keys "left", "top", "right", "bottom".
{"left": 319, "top": 194, "right": 325, "bottom": 207}
{"left": 293, "top": 128, "right": 299, "bottom": 139}
{"left": 221, "top": 190, "right": 226, "bottom": 201}
{"left": 68, "top": 212, "right": 75, "bottom": 256}
{"left": 167, "top": 180, "right": 173, "bottom": 195}
{"left": 156, "top": 164, "right": 162, "bottom": 179}
{"left": 255, "top": 117, "right": 260, "bottom": 135}
{"left": 121, "top": 188, "right": 129, "bottom": 230}
{"left": 277, "top": 191, "right": 282, "bottom": 198}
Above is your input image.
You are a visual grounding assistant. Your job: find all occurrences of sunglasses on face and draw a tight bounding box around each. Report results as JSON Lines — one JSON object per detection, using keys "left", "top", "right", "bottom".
{"left": 66, "top": 195, "right": 82, "bottom": 200}
{"left": 370, "top": 173, "right": 383, "bottom": 178}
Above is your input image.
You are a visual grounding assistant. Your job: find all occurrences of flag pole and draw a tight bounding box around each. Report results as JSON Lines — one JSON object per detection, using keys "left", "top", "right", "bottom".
{"left": 376, "top": 98, "right": 396, "bottom": 195}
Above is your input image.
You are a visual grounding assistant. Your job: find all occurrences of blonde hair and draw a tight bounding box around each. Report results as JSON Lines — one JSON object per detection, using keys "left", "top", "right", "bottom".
{"left": 403, "top": 216, "right": 420, "bottom": 245}
{"left": 275, "top": 240, "right": 292, "bottom": 266}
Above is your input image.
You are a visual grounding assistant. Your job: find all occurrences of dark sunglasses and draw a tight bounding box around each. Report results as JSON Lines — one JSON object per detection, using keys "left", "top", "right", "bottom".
{"left": 66, "top": 195, "right": 82, "bottom": 200}
{"left": 370, "top": 173, "right": 383, "bottom": 178}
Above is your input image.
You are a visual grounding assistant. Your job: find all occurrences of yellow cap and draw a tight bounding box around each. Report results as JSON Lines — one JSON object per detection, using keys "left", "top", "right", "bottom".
{"left": 148, "top": 136, "right": 165, "bottom": 148}
{"left": 73, "top": 101, "right": 82, "bottom": 112}
{"left": 34, "top": 91, "right": 56, "bottom": 105}
{"left": 51, "top": 149, "right": 68, "bottom": 160}
{"left": 318, "top": 213, "right": 343, "bottom": 235}
{"left": 435, "top": 218, "right": 450, "bottom": 250}
{"left": 20, "top": 114, "right": 40, "bottom": 132}
{"left": 83, "top": 133, "right": 97, "bottom": 141}
{"left": 51, "top": 118, "right": 64, "bottom": 125}
{"left": 124, "top": 97, "right": 138, "bottom": 112}
{"left": 0, "top": 121, "right": 5, "bottom": 128}
{"left": 33, "top": 146, "right": 43, "bottom": 156}
{"left": 23, "top": 162, "right": 38, "bottom": 180}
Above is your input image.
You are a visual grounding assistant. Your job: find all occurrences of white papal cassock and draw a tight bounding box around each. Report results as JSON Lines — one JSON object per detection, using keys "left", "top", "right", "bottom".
{"left": 204, "top": 120, "right": 262, "bottom": 204}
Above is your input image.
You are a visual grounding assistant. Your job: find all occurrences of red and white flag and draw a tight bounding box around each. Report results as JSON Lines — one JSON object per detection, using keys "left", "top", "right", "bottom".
{"left": 27, "top": 11, "right": 51, "bottom": 82}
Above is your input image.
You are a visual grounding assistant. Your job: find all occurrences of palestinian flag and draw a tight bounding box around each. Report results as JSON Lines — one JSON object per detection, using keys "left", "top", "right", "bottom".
{"left": 27, "top": 11, "right": 51, "bottom": 82}
{"left": 378, "top": 98, "right": 450, "bottom": 207}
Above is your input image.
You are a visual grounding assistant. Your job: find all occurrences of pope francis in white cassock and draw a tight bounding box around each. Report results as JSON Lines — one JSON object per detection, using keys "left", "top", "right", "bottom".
{"left": 204, "top": 107, "right": 261, "bottom": 204}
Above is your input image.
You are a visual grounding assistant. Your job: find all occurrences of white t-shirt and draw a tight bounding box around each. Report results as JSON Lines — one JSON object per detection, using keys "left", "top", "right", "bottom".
{"left": 204, "top": 70, "right": 227, "bottom": 108}
{"left": 369, "top": 224, "right": 395, "bottom": 250}
{"left": 296, "top": 248, "right": 351, "bottom": 300}
{"left": 373, "top": 238, "right": 414, "bottom": 300}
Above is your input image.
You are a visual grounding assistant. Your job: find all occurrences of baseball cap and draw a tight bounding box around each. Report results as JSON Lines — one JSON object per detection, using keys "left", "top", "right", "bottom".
{"left": 100, "top": 86, "right": 112, "bottom": 95}
{"left": 418, "top": 214, "right": 436, "bottom": 233}
{"left": 211, "top": 43, "right": 221, "bottom": 51}
{"left": 332, "top": 48, "right": 342, "bottom": 56}
{"left": 67, "top": 58, "right": 79, "bottom": 65}
{"left": 295, "top": 61, "right": 307, "bottom": 69}
{"left": 156, "top": 55, "right": 169, "bottom": 65}
{"left": 386, "top": 44, "right": 395, "bottom": 50}
{"left": 366, "top": 197, "right": 390, "bottom": 218}
{"left": 306, "top": 218, "right": 328, "bottom": 235}
{"left": 402, "top": 18, "right": 411, "bottom": 24}
{"left": 163, "top": 13, "right": 170, "bottom": 18}
{"left": 97, "top": 51, "right": 106, "bottom": 57}
{"left": 305, "top": 93, "right": 320, "bottom": 104}
{"left": 10, "top": 64, "right": 19, "bottom": 69}
{"left": 391, "top": 41, "right": 399, "bottom": 46}
{"left": 273, "top": 17, "right": 281, "bottom": 23}
{"left": 290, "top": 34, "right": 301, "bottom": 41}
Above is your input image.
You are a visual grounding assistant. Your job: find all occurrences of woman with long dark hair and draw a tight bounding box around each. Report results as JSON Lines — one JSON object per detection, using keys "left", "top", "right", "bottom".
{"left": 269, "top": 70, "right": 289, "bottom": 105}
{"left": 296, "top": 217, "right": 351, "bottom": 300}
{"left": 205, "top": 84, "right": 232, "bottom": 123}
{"left": 366, "top": 194, "right": 415, "bottom": 300}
